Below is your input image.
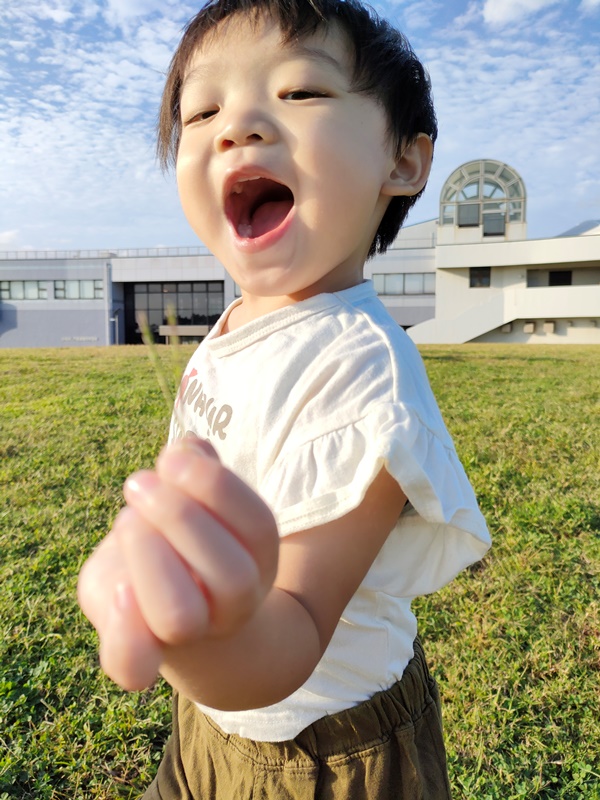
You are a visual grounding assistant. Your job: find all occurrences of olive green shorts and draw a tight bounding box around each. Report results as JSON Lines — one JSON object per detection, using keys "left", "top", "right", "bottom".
{"left": 143, "top": 638, "right": 451, "bottom": 799}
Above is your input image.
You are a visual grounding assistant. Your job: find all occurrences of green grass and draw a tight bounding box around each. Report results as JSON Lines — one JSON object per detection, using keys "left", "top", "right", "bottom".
{"left": 1, "top": 345, "right": 599, "bottom": 799}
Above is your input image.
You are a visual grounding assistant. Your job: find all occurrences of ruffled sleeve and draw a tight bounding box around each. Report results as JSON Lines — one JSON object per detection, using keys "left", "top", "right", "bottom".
{"left": 260, "top": 401, "right": 490, "bottom": 598}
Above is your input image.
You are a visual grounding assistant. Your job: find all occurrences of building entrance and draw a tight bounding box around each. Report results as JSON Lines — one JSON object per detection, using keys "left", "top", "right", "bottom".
{"left": 124, "top": 281, "right": 224, "bottom": 344}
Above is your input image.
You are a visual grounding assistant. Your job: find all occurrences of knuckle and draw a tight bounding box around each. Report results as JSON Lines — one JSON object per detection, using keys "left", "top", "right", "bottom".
{"left": 154, "top": 602, "right": 205, "bottom": 646}
{"left": 210, "top": 561, "right": 261, "bottom": 635}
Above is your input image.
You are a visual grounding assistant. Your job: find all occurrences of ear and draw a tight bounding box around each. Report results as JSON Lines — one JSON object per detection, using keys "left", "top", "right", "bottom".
{"left": 381, "top": 133, "right": 433, "bottom": 197}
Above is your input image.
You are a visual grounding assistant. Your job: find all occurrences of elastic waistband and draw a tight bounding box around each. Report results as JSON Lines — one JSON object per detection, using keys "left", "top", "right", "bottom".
{"left": 203, "top": 637, "right": 437, "bottom": 766}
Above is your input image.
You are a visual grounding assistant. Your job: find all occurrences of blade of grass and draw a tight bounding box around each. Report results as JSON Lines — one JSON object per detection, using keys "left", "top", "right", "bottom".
{"left": 137, "top": 310, "right": 185, "bottom": 431}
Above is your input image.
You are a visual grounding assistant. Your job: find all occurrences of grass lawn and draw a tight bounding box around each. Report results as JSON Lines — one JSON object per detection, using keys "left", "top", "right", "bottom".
{"left": 1, "top": 344, "right": 599, "bottom": 799}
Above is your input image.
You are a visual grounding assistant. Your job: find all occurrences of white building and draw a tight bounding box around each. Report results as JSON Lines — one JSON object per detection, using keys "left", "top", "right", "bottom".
{"left": 368, "top": 159, "right": 600, "bottom": 345}
{"left": 1, "top": 158, "right": 598, "bottom": 347}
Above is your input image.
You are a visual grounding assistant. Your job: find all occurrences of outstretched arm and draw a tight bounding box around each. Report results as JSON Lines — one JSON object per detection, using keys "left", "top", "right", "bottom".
{"left": 78, "top": 437, "right": 406, "bottom": 710}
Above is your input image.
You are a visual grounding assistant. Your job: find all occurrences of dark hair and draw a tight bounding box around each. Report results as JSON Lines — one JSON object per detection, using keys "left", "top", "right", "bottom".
{"left": 157, "top": 0, "right": 437, "bottom": 256}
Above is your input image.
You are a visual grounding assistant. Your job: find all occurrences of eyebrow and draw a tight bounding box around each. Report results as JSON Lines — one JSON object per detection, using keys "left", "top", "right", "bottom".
{"left": 181, "top": 42, "right": 348, "bottom": 92}
{"left": 289, "top": 43, "right": 348, "bottom": 76}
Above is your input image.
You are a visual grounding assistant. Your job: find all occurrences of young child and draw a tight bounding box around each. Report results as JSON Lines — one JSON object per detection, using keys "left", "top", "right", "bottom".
{"left": 78, "top": 0, "right": 491, "bottom": 797}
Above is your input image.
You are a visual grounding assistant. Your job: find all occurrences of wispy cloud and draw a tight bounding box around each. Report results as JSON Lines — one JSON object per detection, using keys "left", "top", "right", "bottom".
{"left": 0, "top": 230, "right": 20, "bottom": 247}
{"left": 482, "top": 0, "right": 562, "bottom": 27}
{"left": 0, "top": 0, "right": 598, "bottom": 249}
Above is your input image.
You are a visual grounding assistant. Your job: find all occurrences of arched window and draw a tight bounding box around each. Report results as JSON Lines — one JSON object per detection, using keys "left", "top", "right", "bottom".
{"left": 440, "top": 160, "right": 526, "bottom": 236}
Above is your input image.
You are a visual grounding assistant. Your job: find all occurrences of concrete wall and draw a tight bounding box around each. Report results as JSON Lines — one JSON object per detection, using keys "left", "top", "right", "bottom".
{"left": 410, "top": 283, "right": 600, "bottom": 344}
{"left": 0, "top": 302, "right": 108, "bottom": 347}
{"left": 474, "top": 318, "right": 600, "bottom": 344}
{"left": 0, "top": 258, "right": 109, "bottom": 347}
{"left": 365, "top": 219, "right": 437, "bottom": 326}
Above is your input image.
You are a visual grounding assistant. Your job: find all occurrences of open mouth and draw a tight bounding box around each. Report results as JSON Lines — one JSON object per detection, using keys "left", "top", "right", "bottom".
{"left": 226, "top": 177, "right": 294, "bottom": 240}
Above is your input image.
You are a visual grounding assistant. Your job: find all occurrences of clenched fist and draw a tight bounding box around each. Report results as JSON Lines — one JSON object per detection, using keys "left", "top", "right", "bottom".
{"left": 78, "top": 436, "right": 279, "bottom": 691}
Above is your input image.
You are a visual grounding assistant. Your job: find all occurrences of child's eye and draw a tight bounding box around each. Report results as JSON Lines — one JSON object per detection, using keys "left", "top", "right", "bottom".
{"left": 184, "top": 108, "right": 218, "bottom": 125}
{"left": 283, "top": 89, "right": 327, "bottom": 101}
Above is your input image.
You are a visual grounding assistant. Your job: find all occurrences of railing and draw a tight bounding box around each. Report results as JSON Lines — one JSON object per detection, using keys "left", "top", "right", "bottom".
{"left": 386, "top": 236, "right": 437, "bottom": 250}
{"left": 0, "top": 236, "right": 437, "bottom": 262}
{"left": 0, "top": 246, "right": 210, "bottom": 260}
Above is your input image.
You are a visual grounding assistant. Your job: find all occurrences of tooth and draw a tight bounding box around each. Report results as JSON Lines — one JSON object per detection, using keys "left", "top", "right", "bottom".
{"left": 238, "top": 223, "right": 253, "bottom": 238}
{"left": 232, "top": 183, "right": 242, "bottom": 194}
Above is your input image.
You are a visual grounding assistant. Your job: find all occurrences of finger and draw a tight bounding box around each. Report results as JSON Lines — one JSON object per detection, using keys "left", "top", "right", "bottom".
{"left": 115, "top": 506, "right": 210, "bottom": 646}
{"left": 78, "top": 526, "right": 127, "bottom": 633}
{"left": 155, "top": 438, "right": 279, "bottom": 582}
{"left": 122, "top": 472, "right": 263, "bottom": 635}
{"left": 99, "top": 582, "right": 163, "bottom": 691}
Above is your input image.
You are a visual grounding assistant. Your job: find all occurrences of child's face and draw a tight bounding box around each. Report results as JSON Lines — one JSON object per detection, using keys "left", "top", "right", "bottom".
{"left": 176, "top": 13, "right": 402, "bottom": 313}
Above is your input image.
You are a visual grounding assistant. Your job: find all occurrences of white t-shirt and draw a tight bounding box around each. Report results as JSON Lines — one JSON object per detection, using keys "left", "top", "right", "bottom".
{"left": 169, "top": 281, "right": 491, "bottom": 741}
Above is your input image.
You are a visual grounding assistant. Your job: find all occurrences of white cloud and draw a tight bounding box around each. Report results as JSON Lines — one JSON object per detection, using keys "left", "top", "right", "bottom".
{"left": 580, "top": 0, "right": 600, "bottom": 11}
{"left": 0, "top": 0, "right": 598, "bottom": 249}
{"left": 37, "top": 5, "right": 74, "bottom": 25}
{"left": 0, "top": 230, "right": 19, "bottom": 247}
{"left": 482, "top": 0, "right": 561, "bottom": 26}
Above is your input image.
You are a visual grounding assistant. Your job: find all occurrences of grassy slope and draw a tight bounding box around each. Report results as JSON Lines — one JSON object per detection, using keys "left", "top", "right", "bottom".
{"left": 0, "top": 345, "right": 598, "bottom": 799}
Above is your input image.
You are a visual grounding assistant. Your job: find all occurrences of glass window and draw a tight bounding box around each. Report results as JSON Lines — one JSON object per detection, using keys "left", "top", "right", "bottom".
{"left": 65, "top": 280, "right": 80, "bottom": 299}
{"left": 135, "top": 291, "right": 148, "bottom": 309}
{"left": 11, "top": 281, "right": 25, "bottom": 300}
{"left": 128, "top": 280, "right": 223, "bottom": 336}
{"left": 483, "top": 180, "right": 504, "bottom": 199}
{"left": 53, "top": 279, "right": 103, "bottom": 300}
{"left": 177, "top": 292, "right": 193, "bottom": 309}
{"left": 483, "top": 213, "right": 506, "bottom": 236}
{"left": 80, "top": 280, "right": 94, "bottom": 299}
{"left": 440, "top": 161, "right": 525, "bottom": 229}
{"left": 385, "top": 274, "right": 404, "bottom": 295}
{"left": 464, "top": 162, "right": 481, "bottom": 178}
{"left": 134, "top": 283, "right": 147, "bottom": 293}
{"left": 2, "top": 280, "right": 49, "bottom": 300}
{"left": 207, "top": 293, "right": 223, "bottom": 324}
{"left": 372, "top": 274, "right": 385, "bottom": 294}
{"left": 424, "top": 273, "right": 436, "bottom": 294}
{"left": 148, "top": 309, "right": 163, "bottom": 329}
{"left": 507, "top": 181, "right": 523, "bottom": 198}
{"left": 148, "top": 293, "right": 163, "bottom": 310}
{"left": 458, "top": 203, "right": 480, "bottom": 227}
{"left": 509, "top": 201, "right": 523, "bottom": 222}
{"left": 404, "top": 274, "right": 424, "bottom": 294}
{"left": 177, "top": 293, "right": 193, "bottom": 323}
{"left": 549, "top": 270, "right": 572, "bottom": 287}
{"left": 470, "top": 267, "right": 491, "bottom": 288}
{"left": 441, "top": 204, "right": 455, "bottom": 225}
{"left": 193, "top": 293, "right": 208, "bottom": 316}
{"left": 460, "top": 181, "right": 480, "bottom": 200}
{"left": 163, "top": 301, "right": 178, "bottom": 323}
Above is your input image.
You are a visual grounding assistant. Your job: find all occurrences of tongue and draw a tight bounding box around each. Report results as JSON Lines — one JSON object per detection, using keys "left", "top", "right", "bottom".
{"left": 242, "top": 199, "right": 292, "bottom": 239}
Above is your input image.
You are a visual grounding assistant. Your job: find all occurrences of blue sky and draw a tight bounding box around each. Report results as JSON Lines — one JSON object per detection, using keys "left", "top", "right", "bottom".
{"left": 0, "top": 0, "right": 599, "bottom": 252}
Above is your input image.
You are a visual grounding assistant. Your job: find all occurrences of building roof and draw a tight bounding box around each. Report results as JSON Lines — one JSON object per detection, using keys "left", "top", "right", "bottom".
{"left": 557, "top": 220, "right": 600, "bottom": 237}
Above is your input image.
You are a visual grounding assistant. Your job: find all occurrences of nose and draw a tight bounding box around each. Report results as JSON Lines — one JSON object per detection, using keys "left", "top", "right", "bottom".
{"left": 214, "top": 109, "right": 277, "bottom": 152}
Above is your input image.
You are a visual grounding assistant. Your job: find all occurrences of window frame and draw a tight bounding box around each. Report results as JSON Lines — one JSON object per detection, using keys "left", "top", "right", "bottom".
{"left": 469, "top": 267, "right": 491, "bottom": 288}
